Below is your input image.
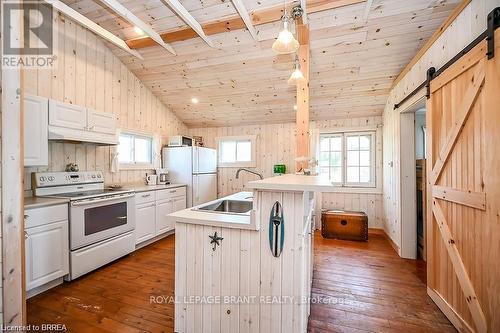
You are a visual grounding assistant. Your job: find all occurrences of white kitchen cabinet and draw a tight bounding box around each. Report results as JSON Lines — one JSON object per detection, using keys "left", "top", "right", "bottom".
{"left": 156, "top": 199, "right": 174, "bottom": 234}
{"left": 135, "top": 202, "right": 156, "bottom": 244}
{"left": 26, "top": 221, "right": 69, "bottom": 291}
{"left": 49, "top": 99, "right": 87, "bottom": 130}
{"left": 135, "top": 186, "right": 187, "bottom": 245}
{"left": 24, "top": 94, "right": 48, "bottom": 166}
{"left": 172, "top": 196, "right": 187, "bottom": 212}
{"left": 87, "top": 109, "right": 117, "bottom": 134}
{"left": 25, "top": 203, "right": 69, "bottom": 296}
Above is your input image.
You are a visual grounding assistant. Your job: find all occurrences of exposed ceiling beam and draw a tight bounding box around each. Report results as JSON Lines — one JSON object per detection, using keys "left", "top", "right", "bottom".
{"left": 159, "top": 0, "right": 215, "bottom": 47}
{"left": 45, "top": 0, "right": 143, "bottom": 59}
{"left": 97, "top": 0, "right": 176, "bottom": 55}
{"left": 127, "top": 0, "right": 365, "bottom": 49}
{"left": 231, "top": 0, "right": 258, "bottom": 40}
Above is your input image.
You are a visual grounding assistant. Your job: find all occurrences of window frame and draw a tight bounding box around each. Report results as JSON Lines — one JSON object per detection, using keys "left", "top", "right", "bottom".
{"left": 118, "top": 130, "right": 155, "bottom": 170}
{"left": 216, "top": 135, "right": 256, "bottom": 168}
{"left": 319, "top": 130, "right": 376, "bottom": 188}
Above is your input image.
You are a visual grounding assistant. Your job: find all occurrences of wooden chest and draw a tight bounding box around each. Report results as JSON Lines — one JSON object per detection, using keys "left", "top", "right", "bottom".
{"left": 321, "top": 210, "right": 368, "bottom": 241}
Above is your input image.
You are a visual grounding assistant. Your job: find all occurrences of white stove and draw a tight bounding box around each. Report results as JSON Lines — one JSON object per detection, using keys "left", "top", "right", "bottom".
{"left": 33, "top": 171, "right": 136, "bottom": 280}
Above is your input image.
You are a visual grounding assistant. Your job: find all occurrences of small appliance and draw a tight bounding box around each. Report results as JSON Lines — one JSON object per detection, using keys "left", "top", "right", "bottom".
{"left": 146, "top": 174, "right": 157, "bottom": 185}
{"left": 155, "top": 168, "right": 169, "bottom": 185}
{"left": 168, "top": 135, "right": 193, "bottom": 147}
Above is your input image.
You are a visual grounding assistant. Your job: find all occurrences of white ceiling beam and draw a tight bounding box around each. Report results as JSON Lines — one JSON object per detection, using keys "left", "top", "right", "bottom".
{"left": 159, "top": 0, "right": 215, "bottom": 48}
{"left": 45, "top": 0, "right": 143, "bottom": 59}
{"left": 230, "top": 0, "right": 258, "bottom": 40}
{"left": 97, "top": 0, "right": 176, "bottom": 55}
{"left": 362, "top": 0, "right": 373, "bottom": 22}
{"left": 300, "top": 0, "right": 308, "bottom": 24}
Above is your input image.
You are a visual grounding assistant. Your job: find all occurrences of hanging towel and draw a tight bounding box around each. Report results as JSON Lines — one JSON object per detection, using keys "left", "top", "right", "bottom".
{"left": 111, "top": 148, "right": 120, "bottom": 173}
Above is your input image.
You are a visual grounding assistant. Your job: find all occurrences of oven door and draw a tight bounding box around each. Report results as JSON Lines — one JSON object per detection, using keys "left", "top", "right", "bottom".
{"left": 69, "top": 194, "right": 135, "bottom": 250}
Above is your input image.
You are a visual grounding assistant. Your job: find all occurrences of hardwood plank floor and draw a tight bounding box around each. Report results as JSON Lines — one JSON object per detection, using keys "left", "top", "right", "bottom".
{"left": 27, "top": 231, "right": 455, "bottom": 332}
{"left": 308, "top": 232, "right": 456, "bottom": 333}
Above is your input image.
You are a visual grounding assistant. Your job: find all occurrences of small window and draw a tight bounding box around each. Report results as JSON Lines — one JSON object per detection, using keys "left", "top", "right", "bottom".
{"left": 319, "top": 131, "right": 375, "bottom": 187}
{"left": 217, "top": 135, "right": 256, "bottom": 167}
{"left": 119, "top": 132, "right": 153, "bottom": 167}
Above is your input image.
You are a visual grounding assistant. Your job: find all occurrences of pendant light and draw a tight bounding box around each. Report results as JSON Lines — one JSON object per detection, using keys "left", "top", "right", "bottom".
{"left": 272, "top": 0, "right": 299, "bottom": 54}
{"left": 288, "top": 56, "right": 306, "bottom": 85}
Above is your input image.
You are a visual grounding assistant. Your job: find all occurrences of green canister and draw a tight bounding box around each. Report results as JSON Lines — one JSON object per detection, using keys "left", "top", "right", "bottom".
{"left": 273, "top": 164, "right": 286, "bottom": 174}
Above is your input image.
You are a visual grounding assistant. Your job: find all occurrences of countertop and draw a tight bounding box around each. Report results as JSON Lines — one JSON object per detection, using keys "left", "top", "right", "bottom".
{"left": 24, "top": 196, "right": 70, "bottom": 209}
{"left": 247, "top": 174, "right": 381, "bottom": 193}
{"left": 167, "top": 191, "right": 257, "bottom": 230}
{"left": 121, "top": 183, "right": 187, "bottom": 193}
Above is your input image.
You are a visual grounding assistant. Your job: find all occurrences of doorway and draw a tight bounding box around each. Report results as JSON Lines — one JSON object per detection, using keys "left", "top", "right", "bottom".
{"left": 399, "top": 95, "right": 426, "bottom": 260}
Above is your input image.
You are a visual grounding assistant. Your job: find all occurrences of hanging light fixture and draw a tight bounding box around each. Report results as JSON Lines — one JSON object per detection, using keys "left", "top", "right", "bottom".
{"left": 272, "top": 0, "right": 299, "bottom": 54}
{"left": 288, "top": 56, "right": 306, "bottom": 85}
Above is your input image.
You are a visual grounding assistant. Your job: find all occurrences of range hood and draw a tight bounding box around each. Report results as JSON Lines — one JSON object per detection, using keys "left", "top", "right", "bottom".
{"left": 48, "top": 126, "right": 119, "bottom": 145}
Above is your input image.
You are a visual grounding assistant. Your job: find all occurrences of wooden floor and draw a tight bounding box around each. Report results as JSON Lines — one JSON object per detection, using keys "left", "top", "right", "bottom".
{"left": 27, "top": 232, "right": 455, "bottom": 333}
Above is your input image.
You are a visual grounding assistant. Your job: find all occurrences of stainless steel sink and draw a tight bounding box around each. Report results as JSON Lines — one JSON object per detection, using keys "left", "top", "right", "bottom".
{"left": 196, "top": 199, "right": 252, "bottom": 214}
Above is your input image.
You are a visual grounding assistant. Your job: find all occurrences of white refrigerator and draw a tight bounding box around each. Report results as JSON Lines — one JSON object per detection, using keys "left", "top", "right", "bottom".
{"left": 162, "top": 146, "right": 217, "bottom": 207}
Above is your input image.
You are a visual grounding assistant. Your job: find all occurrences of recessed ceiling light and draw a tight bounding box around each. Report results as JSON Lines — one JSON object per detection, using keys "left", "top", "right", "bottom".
{"left": 134, "top": 26, "right": 144, "bottom": 35}
{"left": 293, "top": 104, "right": 298, "bottom": 110}
{"left": 191, "top": 97, "right": 199, "bottom": 104}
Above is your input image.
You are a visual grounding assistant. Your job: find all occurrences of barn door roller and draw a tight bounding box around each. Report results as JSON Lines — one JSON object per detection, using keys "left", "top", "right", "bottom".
{"left": 487, "top": 7, "right": 500, "bottom": 59}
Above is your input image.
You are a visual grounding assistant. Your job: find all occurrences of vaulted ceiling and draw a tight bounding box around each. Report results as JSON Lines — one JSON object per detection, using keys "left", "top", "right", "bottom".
{"left": 63, "top": 0, "right": 460, "bottom": 127}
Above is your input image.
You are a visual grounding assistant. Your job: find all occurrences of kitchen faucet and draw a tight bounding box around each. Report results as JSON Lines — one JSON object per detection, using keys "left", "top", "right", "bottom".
{"left": 235, "top": 168, "right": 264, "bottom": 180}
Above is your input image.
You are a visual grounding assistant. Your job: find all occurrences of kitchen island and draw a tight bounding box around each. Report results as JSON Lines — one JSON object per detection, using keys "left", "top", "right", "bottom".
{"left": 169, "top": 175, "right": 326, "bottom": 333}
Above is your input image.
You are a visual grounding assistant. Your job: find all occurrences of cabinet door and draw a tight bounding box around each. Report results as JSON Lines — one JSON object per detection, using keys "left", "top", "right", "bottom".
{"left": 172, "top": 196, "right": 187, "bottom": 212}
{"left": 135, "top": 202, "right": 156, "bottom": 244}
{"left": 24, "top": 95, "right": 48, "bottom": 166}
{"left": 25, "top": 221, "right": 69, "bottom": 291}
{"left": 87, "top": 109, "right": 116, "bottom": 134}
{"left": 49, "top": 99, "right": 87, "bottom": 130}
{"left": 156, "top": 199, "right": 174, "bottom": 235}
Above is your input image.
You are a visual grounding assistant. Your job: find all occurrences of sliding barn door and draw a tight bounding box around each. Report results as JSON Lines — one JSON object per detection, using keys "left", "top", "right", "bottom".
{"left": 426, "top": 29, "right": 500, "bottom": 333}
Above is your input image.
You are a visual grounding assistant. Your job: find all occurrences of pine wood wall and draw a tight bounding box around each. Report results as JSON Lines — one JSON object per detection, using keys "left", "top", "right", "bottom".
{"left": 22, "top": 13, "right": 187, "bottom": 195}
{"left": 189, "top": 116, "right": 384, "bottom": 229}
{"left": 382, "top": 0, "right": 499, "bottom": 248}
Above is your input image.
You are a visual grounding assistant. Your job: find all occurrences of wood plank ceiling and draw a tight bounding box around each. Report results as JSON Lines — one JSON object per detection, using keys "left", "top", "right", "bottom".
{"left": 62, "top": 0, "right": 461, "bottom": 127}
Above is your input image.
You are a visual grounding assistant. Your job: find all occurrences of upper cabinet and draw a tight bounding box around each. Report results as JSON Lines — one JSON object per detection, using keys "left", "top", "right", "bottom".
{"left": 48, "top": 99, "right": 87, "bottom": 130}
{"left": 24, "top": 95, "right": 49, "bottom": 166}
{"left": 87, "top": 109, "right": 116, "bottom": 135}
{"left": 48, "top": 99, "right": 118, "bottom": 145}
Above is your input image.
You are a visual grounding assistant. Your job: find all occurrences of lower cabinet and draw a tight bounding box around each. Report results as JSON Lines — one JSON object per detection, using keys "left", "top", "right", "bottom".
{"left": 135, "top": 187, "right": 187, "bottom": 245}
{"left": 25, "top": 204, "right": 69, "bottom": 294}
{"left": 135, "top": 202, "right": 157, "bottom": 244}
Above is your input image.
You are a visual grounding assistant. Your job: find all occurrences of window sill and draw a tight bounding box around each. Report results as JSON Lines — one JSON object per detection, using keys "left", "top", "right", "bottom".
{"left": 321, "top": 186, "right": 382, "bottom": 195}
{"left": 119, "top": 163, "right": 155, "bottom": 171}
{"left": 218, "top": 163, "right": 256, "bottom": 168}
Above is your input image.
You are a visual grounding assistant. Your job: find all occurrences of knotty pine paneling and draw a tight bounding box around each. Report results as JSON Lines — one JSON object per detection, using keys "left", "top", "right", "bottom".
{"left": 189, "top": 116, "right": 384, "bottom": 228}
{"left": 23, "top": 14, "right": 187, "bottom": 195}
{"left": 382, "top": 0, "right": 500, "bottom": 249}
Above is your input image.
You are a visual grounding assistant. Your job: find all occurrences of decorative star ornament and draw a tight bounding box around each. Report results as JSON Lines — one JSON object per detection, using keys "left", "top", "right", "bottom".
{"left": 209, "top": 231, "right": 224, "bottom": 251}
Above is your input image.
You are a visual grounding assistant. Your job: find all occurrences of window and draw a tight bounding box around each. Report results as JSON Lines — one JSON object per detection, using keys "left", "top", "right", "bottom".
{"left": 217, "top": 135, "right": 256, "bottom": 167}
{"left": 319, "top": 131, "right": 375, "bottom": 187}
{"left": 119, "top": 132, "right": 153, "bottom": 167}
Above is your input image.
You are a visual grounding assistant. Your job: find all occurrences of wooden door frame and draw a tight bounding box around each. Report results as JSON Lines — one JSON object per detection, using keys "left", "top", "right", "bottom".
{"left": 398, "top": 94, "right": 426, "bottom": 259}
{"left": 1, "top": 4, "right": 26, "bottom": 327}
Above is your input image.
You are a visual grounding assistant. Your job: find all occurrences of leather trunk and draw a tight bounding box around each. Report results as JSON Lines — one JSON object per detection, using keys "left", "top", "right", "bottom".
{"left": 321, "top": 210, "right": 368, "bottom": 241}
